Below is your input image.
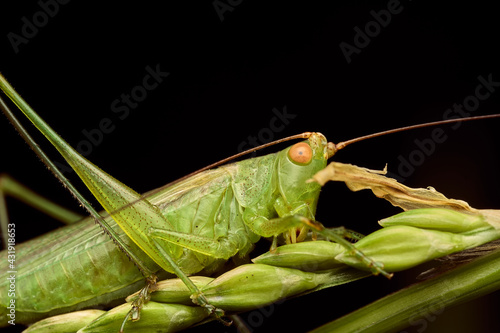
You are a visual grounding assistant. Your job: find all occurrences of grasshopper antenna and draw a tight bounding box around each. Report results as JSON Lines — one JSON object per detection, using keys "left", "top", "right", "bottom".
{"left": 170, "top": 132, "right": 313, "bottom": 185}
{"left": 114, "top": 132, "right": 315, "bottom": 214}
{"left": 140, "top": 114, "right": 500, "bottom": 209}
{"left": 333, "top": 114, "right": 500, "bottom": 153}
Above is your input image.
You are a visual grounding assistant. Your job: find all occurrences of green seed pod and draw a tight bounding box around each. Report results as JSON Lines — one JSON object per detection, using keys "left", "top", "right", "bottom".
{"left": 23, "top": 310, "right": 105, "bottom": 333}
{"left": 78, "top": 302, "right": 209, "bottom": 333}
{"left": 380, "top": 208, "right": 489, "bottom": 233}
{"left": 201, "top": 264, "right": 328, "bottom": 311}
{"left": 127, "top": 276, "right": 214, "bottom": 305}
{"left": 337, "top": 225, "right": 466, "bottom": 272}
{"left": 252, "top": 241, "right": 345, "bottom": 271}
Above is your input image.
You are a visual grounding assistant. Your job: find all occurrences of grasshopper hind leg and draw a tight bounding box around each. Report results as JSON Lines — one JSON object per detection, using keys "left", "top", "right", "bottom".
{"left": 150, "top": 238, "right": 232, "bottom": 325}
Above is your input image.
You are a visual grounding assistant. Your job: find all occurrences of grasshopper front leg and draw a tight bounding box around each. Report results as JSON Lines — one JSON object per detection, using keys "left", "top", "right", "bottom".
{"left": 150, "top": 212, "right": 392, "bottom": 279}
{"left": 245, "top": 213, "right": 393, "bottom": 278}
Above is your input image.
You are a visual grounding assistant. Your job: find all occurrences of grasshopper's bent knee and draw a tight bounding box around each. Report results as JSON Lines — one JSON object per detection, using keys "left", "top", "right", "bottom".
{"left": 145, "top": 237, "right": 232, "bottom": 326}
{"left": 148, "top": 227, "right": 240, "bottom": 259}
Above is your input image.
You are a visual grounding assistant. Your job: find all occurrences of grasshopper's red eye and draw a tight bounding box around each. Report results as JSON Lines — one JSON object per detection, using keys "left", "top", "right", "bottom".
{"left": 288, "top": 142, "right": 312, "bottom": 165}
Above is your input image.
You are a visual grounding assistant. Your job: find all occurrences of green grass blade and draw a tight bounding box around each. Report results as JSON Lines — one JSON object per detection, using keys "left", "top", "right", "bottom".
{"left": 0, "top": 175, "right": 83, "bottom": 224}
{"left": 311, "top": 247, "right": 500, "bottom": 333}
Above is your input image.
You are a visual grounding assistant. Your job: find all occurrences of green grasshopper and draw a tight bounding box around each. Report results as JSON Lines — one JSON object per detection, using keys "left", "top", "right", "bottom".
{"left": 1, "top": 70, "right": 499, "bottom": 332}
{"left": 0, "top": 73, "right": 388, "bottom": 331}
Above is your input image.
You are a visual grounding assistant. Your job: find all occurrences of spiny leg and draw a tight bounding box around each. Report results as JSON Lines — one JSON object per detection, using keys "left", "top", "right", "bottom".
{"left": 146, "top": 228, "right": 244, "bottom": 325}
{"left": 247, "top": 213, "right": 392, "bottom": 279}
{"left": 0, "top": 177, "right": 161, "bottom": 332}
{"left": 0, "top": 175, "right": 84, "bottom": 249}
{"left": 1, "top": 83, "right": 165, "bottom": 329}
{"left": 120, "top": 235, "right": 233, "bottom": 331}
{"left": 0, "top": 90, "right": 157, "bottom": 278}
{"left": 299, "top": 216, "right": 393, "bottom": 278}
{"left": 151, "top": 238, "right": 231, "bottom": 326}
{"left": 0, "top": 174, "right": 83, "bottom": 224}
{"left": 120, "top": 274, "right": 158, "bottom": 333}
{"left": 120, "top": 235, "right": 232, "bottom": 332}
{"left": 148, "top": 226, "right": 280, "bottom": 327}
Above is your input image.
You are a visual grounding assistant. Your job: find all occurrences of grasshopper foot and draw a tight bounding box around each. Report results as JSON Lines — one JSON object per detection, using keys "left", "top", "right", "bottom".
{"left": 192, "top": 292, "right": 232, "bottom": 326}
{"left": 120, "top": 275, "right": 157, "bottom": 332}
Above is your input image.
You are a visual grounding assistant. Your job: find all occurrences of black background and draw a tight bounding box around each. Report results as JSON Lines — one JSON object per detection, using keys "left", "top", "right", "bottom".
{"left": 1, "top": 1, "right": 500, "bottom": 332}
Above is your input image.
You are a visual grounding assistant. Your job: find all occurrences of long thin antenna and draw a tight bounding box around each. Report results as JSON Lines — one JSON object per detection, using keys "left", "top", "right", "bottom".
{"left": 334, "top": 114, "right": 500, "bottom": 151}
{"left": 132, "top": 132, "right": 314, "bottom": 205}
{"left": 167, "top": 132, "right": 313, "bottom": 186}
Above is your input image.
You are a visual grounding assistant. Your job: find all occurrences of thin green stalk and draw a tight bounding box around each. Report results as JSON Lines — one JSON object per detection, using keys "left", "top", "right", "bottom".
{"left": 311, "top": 247, "right": 500, "bottom": 333}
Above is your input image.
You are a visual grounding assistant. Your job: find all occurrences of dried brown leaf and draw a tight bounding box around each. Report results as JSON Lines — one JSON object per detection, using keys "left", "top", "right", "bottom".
{"left": 310, "top": 162, "right": 500, "bottom": 229}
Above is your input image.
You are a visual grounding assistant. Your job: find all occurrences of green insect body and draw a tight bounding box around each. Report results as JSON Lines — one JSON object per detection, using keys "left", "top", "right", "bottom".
{"left": 0, "top": 122, "right": 329, "bottom": 327}
{"left": 3, "top": 73, "right": 500, "bottom": 331}
{"left": 150, "top": 133, "right": 329, "bottom": 269}
{"left": 0, "top": 209, "right": 159, "bottom": 325}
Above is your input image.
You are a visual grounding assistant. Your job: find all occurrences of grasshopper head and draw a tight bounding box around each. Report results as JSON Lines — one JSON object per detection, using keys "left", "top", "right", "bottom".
{"left": 275, "top": 133, "right": 331, "bottom": 242}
